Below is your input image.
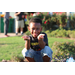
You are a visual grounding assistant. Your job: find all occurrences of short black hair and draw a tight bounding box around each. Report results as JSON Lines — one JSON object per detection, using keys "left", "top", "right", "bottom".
{"left": 29, "top": 17, "right": 42, "bottom": 25}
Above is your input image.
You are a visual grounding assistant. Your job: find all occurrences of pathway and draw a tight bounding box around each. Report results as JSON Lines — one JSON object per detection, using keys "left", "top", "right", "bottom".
{"left": 0, "top": 33, "right": 75, "bottom": 40}
{"left": 0, "top": 33, "right": 24, "bottom": 38}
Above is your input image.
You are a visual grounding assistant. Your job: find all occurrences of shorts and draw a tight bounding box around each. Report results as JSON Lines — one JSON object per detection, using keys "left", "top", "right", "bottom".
{"left": 22, "top": 46, "right": 53, "bottom": 62}
{"left": 15, "top": 20, "right": 24, "bottom": 28}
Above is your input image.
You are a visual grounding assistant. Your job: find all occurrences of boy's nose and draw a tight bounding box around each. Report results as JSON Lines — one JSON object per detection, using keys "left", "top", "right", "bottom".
{"left": 34, "top": 29, "right": 37, "bottom": 32}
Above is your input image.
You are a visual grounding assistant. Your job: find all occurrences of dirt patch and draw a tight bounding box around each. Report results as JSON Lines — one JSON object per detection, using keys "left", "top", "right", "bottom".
{"left": 2, "top": 59, "right": 27, "bottom": 62}
{"left": 1, "top": 56, "right": 27, "bottom": 62}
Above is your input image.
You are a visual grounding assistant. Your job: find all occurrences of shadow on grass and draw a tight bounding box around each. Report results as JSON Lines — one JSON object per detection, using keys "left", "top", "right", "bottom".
{"left": 0, "top": 43, "right": 18, "bottom": 45}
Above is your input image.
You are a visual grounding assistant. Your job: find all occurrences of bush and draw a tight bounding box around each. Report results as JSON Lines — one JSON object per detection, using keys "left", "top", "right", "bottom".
{"left": 49, "top": 29, "right": 68, "bottom": 37}
{"left": 25, "top": 12, "right": 67, "bottom": 30}
{"left": 56, "top": 29, "right": 68, "bottom": 37}
{"left": 69, "top": 32, "right": 75, "bottom": 38}
{"left": 49, "top": 30, "right": 58, "bottom": 37}
{"left": 45, "top": 30, "right": 51, "bottom": 37}
{"left": 49, "top": 29, "right": 75, "bottom": 38}
{"left": 67, "top": 30, "right": 75, "bottom": 38}
{"left": 25, "top": 30, "right": 31, "bottom": 35}
{"left": 52, "top": 41, "right": 75, "bottom": 62}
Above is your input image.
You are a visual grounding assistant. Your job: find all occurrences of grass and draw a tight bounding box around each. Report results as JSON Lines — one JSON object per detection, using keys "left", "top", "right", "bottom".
{"left": 0, "top": 36, "right": 25, "bottom": 61}
{"left": 0, "top": 36, "right": 74, "bottom": 61}
{"left": 48, "top": 37, "right": 75, "bottom": 48}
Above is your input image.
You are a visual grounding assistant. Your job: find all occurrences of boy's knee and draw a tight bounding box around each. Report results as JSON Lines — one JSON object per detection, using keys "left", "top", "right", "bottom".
{"left": 22, "top": 48, "right": 35, "bottom": 58}
{"left": 44, "top": 46, "right": 53, "bottom": 53}
{"left": 22, "top": 48, "right": 26, "bottom": 57}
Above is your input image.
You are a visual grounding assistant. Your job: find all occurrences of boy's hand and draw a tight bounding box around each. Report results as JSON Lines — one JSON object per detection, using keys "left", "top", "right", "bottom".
{"left": 37, "top": 34, "right": 45, "bottom": 40}
{"left": 22, "top": 35, "right": 30, "bottom": 40}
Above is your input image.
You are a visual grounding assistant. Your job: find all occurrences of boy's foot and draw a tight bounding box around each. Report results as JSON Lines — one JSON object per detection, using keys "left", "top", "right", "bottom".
{"left": 5, "top": 35, "right": 9, "bottom": 37}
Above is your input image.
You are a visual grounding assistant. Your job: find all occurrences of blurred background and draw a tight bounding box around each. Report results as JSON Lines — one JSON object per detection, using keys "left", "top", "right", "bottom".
{"left": 0, "top": 12, "right": 75, "bottom": 33}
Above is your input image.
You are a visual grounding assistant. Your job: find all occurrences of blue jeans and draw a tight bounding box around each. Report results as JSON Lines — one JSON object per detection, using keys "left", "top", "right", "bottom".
{"left": 22, "top": 46, "right": 53, "bottom": 62}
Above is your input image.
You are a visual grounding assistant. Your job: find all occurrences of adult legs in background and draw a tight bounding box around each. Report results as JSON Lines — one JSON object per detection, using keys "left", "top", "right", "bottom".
{"left": 20, "top": 27, "right": 23, "bottom": 35}
{"left": 20, "top": 20, "right": 24, "bottom": 35}
{"left": 4, "top": 19, "right": 9, "bottom": 36}
{"left": 15, "top": 20, "right": 24, "bottom": 35}
{"left": 15, "top": 20, "right": 19, "bottom": 35}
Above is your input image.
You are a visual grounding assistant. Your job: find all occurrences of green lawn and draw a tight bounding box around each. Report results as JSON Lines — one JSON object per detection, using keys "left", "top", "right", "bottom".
{"left": 48, "top": 37, "right": 75, "bottom": 48}
{"left": 0, "top": 36, "right": 74, "bottom": 61}
{"left": 0, "top": 36, "right": 25, "bottom": 61}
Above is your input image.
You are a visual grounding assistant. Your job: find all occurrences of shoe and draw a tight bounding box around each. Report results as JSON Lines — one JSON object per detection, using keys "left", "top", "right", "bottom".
{"left": 5, "top": 35, "right": 9, "bottom": 37}
{"left": 21, "top": 33, "right": 23, "bottom": 35}
{"left": 16, "top": 33, "right": 18, "bottom": 35}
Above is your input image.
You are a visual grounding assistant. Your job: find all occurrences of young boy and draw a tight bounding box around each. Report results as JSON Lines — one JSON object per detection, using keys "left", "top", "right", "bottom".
{"left": 22, "top": 17, "right": 53, "bottom": 62}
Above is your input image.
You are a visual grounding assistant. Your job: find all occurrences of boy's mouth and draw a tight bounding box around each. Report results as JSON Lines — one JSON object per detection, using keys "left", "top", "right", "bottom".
{"left": 33, "top": 34, "right": 38, "bottom": 37}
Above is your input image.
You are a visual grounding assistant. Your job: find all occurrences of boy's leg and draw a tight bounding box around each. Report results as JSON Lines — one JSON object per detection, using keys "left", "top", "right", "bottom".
{"left": 25, "top": 57, "right": 35, "bottom": 62}
{"left": 22, "top": 48, "right": 35, "bottom": 62}
{"left": 41, "top": 46, "right": 53, "bottom": 62}
{"left": 43, "top": 55, "right": 50, "bottom": 62}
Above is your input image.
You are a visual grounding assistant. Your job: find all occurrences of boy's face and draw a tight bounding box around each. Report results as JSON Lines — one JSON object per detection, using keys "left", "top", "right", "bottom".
{"left": 28, "top": 22, "right": 42, "bottom": 38}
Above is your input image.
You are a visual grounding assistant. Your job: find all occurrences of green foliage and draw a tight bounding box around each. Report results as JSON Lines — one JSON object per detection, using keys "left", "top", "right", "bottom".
{"left": 49, "top": 29, "right": 75, "bottom": 38}
{"left": 49, "top": 29, "right": 67, "bottom": 37}
{"left": 25, "top": 30, "right": 31, "bottom": 35}
{"left": 45, "top": 30, "right": 51, "bottom": 37}
{"left": 11, "top": 54, "right": 24, "bottom": 62}
{"left": 25, "top": 13, "right": 34, "bottom": 25}
{"left": 52, "top": 41, "right": 75, "bottom": 62}
{"left": 67, "top": 30, "right": 75, "bottom": 38}
{"left": 25, "top": 12, "right": 68, "bottom": 30}
{"left": 56, "top": 13, "right": 67, "bottom": 25}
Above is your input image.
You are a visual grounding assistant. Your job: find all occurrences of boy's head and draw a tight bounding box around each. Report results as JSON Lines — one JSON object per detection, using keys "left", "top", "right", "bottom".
{"left": 28, "top": 17, "right": 42, "bottom": 38}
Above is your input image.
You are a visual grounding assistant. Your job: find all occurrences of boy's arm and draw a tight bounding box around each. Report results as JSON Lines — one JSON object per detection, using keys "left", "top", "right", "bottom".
{"left": 38, "top": 34, "right": 46, "bottom": 49}
{"left": 25, "top": 40, "right": 30, "bottom": 50}
{"left": 22, "top": 35, "right": 30, "bottom": 50}
{"left": 38, "top": 39, "right": 46, "bottom": 49}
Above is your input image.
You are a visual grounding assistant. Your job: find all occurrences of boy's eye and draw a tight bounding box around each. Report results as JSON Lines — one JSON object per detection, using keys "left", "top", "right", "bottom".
{"left": 37, "top": 28, "right": 39, "bottom": 30}
{"left": 32, "top": 28, "right": 35, "bottom": 30}
{"left": 32, "top": 28, "right": 39, "bottom": 30}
